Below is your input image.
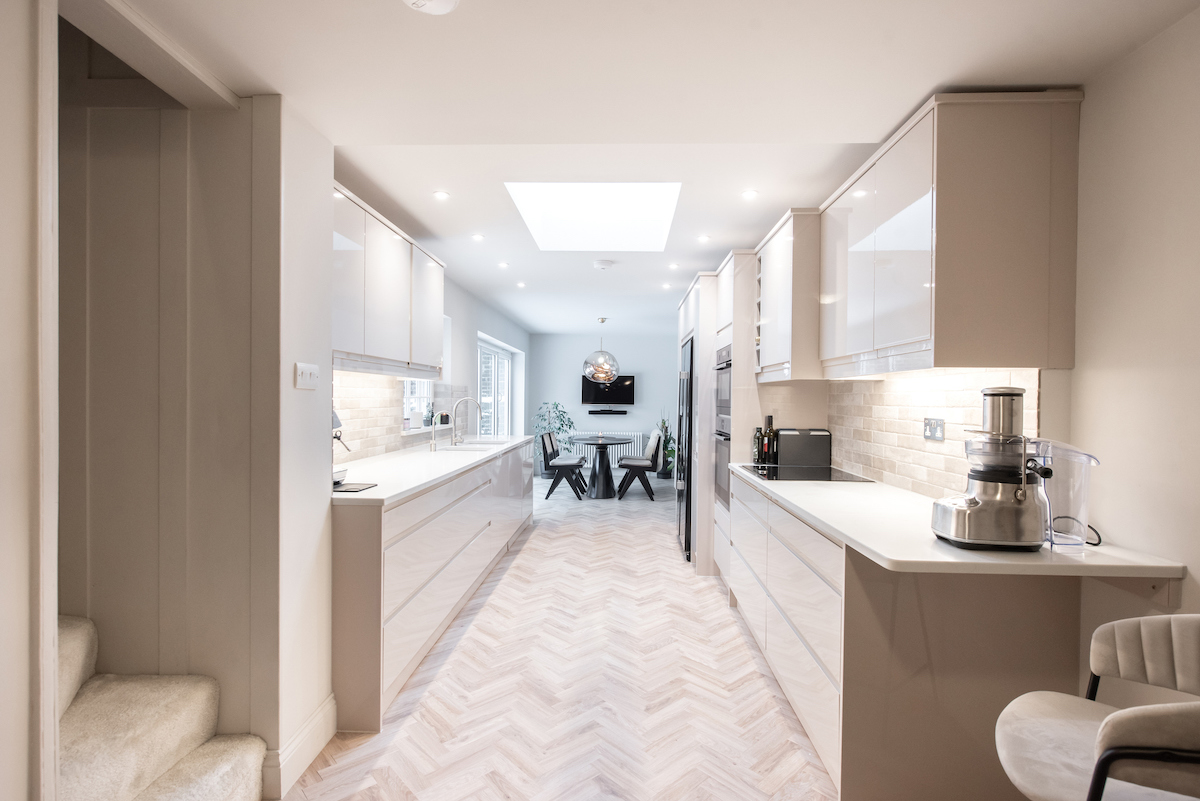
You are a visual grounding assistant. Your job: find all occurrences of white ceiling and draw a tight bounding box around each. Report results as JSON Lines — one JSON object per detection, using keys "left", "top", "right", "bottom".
{"left": 122, "top": 0, "right": 1198, "bottom": 333}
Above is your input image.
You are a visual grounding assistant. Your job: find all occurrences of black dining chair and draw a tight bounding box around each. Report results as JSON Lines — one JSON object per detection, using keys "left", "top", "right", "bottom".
{"left": 617, "top": 430, "right": 663, "bottom": 500}
{"left": 541, "top": 433, "right": 587, "bottom": 500}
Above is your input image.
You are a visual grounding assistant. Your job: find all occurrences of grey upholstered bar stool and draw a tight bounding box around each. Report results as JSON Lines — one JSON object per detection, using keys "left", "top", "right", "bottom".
{"left": 996, "top": 614, "right": 1200, "bottom": 801}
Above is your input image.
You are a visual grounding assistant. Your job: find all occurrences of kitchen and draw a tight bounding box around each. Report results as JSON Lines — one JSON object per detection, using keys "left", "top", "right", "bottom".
{"left": 6, "top": 2, "right": 1200, "bottom": 801}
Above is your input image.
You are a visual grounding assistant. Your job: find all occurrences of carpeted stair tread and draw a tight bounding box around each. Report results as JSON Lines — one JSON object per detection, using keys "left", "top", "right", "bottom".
{"left": 133, "top": 734, "right": 266, "bottom": 801}
{"left": 58, "top": 616, "right": 98, "bottom": 718}
{"left": 60, "top": 674, "right": 219, "bottom": 801}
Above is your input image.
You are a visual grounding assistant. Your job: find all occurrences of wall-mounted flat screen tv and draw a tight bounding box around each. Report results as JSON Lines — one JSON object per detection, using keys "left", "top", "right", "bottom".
{"left": 582, "top": 375, "right": 635, "bottom": 405}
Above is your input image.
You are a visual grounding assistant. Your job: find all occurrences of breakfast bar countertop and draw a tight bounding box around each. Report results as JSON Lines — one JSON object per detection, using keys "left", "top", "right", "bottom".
{"left": 731, "top": 464, "right": 1186, "bottom": 579}
{"left": 332, "top": 436, "right": 534, "bottom": 507}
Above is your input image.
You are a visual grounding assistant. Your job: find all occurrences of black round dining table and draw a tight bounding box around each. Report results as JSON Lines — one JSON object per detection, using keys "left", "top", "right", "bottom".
{"left": 570, "top": 435, "right": 633, "bottom": 499}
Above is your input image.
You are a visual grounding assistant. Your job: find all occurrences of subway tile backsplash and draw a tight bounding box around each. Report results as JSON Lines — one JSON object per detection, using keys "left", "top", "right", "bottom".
{"left": 828, "top": 368, "right": 1040, "bottom": 498}
{"left": 332, "top": 371, "right": 466, "bottom": 465}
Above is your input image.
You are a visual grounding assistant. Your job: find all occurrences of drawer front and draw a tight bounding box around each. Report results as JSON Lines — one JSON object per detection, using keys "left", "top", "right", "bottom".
{"left": 769, "top": 502, "right": 844, "bottom": 592}
{"left": 731, "top": 474, "right": 770, "bottom": 524}
{"left": 382, "top": 518, "right": 509, "bottom": 689}
{"left": 714, "top": 500, "right": 730, "bottom": 542}
{"left": 714, "top": 518, "right": 731, "bottom": 577}
{"left": 729, "top": 544, "right": 767, "bottom": 650}
{"left": 768, "top": 534, "right": 842, "bottom": 680}
{"left": 730, "top": 494, "right": 768, "bottom": 584}
{"left": 767, "top": 601, "right": 841, "bottom": 787}
{"left": 382, "top": 464, "right": 489, "bottom": 546}
{"left": 383, "top": 480, "right": 492, "bottom": 618}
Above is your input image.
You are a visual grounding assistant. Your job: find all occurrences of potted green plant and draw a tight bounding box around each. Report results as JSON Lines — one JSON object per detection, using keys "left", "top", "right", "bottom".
{"left": 533, "top": 401, "right": 576, "bottom": 478}
{"left": 657, "top": 415, "right": 676, "bottom": 479}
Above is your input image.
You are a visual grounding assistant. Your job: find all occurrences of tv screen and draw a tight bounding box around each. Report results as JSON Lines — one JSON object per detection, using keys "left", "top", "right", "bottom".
{"left": 582, "top": 375, "right": 635, "bottom": 405}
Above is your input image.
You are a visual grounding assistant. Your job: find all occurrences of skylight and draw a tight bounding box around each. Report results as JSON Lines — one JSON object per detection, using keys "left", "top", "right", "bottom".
{"left": 504, "top": 182, "right": 682, "bottom": 252}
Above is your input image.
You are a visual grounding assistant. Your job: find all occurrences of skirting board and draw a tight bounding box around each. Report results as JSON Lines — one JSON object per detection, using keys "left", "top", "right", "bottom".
{"left": 262, "top": 692, "right": 337, "bottom": 799}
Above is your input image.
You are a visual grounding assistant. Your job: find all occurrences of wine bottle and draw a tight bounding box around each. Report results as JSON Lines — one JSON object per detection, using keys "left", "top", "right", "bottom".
{"left": 753, "top": 427, "right": 764, "bottom": 465}
{"left": 764, "top": 416, "right": 776, "bottom": 465}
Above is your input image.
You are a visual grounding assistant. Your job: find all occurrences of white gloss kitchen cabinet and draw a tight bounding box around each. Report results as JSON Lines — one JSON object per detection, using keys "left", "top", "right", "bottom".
{"left": 332, "top": 183, "right": 444, "bottom": 375}
{"left": 755, "top": 210, "right": 821, "bottom": 382}
{"left": 332, "top": 440, "right": 534, "bottom": 732}
{"left": 819, "top": 91, "right": 1081, "bottom": 378}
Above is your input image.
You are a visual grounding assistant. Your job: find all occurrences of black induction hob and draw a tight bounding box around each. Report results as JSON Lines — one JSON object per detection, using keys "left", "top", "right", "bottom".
{"left": 739, "top": 464, "right": 872, "bottom": 482}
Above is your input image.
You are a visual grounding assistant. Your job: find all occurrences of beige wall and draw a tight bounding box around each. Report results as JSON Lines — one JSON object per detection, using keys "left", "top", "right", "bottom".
{"left": 1072, "top": 8, "right": 1200, "bottom": 705}
{"left": 829, "top": 368, "right": 1039, "bottom": 497}
{"left": 1, "top": 0, "right": 38, "bottom": 794}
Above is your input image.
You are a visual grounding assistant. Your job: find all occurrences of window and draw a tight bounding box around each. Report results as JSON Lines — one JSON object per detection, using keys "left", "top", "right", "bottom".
{"left": 402, "top": 379, "right": 434, "bottom": 431}
{"left": 478, "top": 342, "right": 512, "bottom": 437}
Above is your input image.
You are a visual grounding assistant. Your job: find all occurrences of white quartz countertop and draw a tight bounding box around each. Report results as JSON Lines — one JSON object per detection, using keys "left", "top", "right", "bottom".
{"left": 731, "top": 465, "right": 1185, "bottom": 578}
{"left": 332, "top": 436, "right": 533, "bottom": 507}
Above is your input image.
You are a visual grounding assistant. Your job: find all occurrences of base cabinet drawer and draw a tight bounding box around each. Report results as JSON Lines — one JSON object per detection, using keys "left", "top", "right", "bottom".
{"left": 767, "top": 534, "right": 842, "bottom": 680}
{"left": 731, "top": 474, "right": 770, "bottom": 523}
{"left": 769, "top": 502, "right": 844, "bottom": 591}
{"left": 730, "top": 495, "right": 768, "bottom": 584}
{"left": 729, "top": 544, "right": 767, "bottom": 650}
{"left": 383, "top": 519, "right": 508, "bottom": 688}
{"left": 767, "top": 601, "right": 841, "bottom": 788}
{"left": 714, "top": 517, "right": 731, "bottom": 577}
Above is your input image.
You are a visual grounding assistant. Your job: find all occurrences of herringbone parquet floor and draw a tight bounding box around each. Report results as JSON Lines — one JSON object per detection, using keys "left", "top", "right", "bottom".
{"left": 287, "top": 473, "right": 836, "bottom": 801}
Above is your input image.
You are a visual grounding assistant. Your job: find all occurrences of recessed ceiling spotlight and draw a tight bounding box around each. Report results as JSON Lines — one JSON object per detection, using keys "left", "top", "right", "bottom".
{"left": 668, "top": 263, "right": 679, "bottom": 270}
{"left": 433, "top": 190, "right": 450, "bottom": 200}
{"left": 698, "top": 235, "right": 710, "bottom": 244}
{"left": 517, "top": 282, "right": 526, "bottom": 288}
{"left": 853, "top": 190, "right": 868, "bottom": 198}
{"left": 741, "top": 189, "right": 758, "bottom": 200}
{"left": 405, "top": 0, "right": 459, "bottom": 14}
{"left": 498, "top": 262, "right": 509, "bottom": 269}
{"left": 333, "top": 191, "right": 344, "bottom": 199}
{"left": 662, "top": 283, "right": 671, "bottom": 289}
{"left": 593, "top": 260, "right": 613, "bottom": 271}
{"left": 471, "top": 234, "right": 485, "bottom": 242}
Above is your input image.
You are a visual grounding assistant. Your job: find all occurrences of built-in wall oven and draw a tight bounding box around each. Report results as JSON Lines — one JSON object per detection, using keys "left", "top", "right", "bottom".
{"left": 714, "top": 344, "right": 732, "bottom": 509}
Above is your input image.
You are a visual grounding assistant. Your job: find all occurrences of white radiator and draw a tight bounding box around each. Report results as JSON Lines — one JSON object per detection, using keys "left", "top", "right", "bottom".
{"left": 570, "top": 430, "right": 645, "bottom": 466}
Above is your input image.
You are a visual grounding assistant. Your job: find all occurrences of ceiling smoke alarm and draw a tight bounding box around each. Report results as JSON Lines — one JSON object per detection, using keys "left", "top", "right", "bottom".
{"left": 593, "top": 260, "right": 613, "bottom": 271}
{"left": 406, "top": 0, "right": 459, "bottom": 14}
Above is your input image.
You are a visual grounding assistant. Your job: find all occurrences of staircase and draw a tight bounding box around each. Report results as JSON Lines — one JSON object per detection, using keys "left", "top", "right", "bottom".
{"left": 58, "top": 616, "right": 266, "bottom": 801}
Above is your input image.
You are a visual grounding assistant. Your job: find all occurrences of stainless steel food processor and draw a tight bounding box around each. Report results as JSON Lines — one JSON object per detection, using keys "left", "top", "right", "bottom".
{"left": 932, "top": 387, "right": 1052, "bottom": 550}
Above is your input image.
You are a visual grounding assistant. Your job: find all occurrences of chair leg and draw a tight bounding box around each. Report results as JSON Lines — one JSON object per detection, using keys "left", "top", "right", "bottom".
{"left": 636, "top": 471, "right": 655, "bottom": 501}
{"left": 573, "top": 468, "right": 589, "bottom": 492}
{"left": 545, "top": 472, "right": 566, "bottom": 499}
{"left": 567, "top": 470, "right": 584, "bottom": 500}
{"left": 616, "top": 470, "right": 634, "bottom": 499}
{"left": 567, "top": 471, "right": 585, "bottom": 494}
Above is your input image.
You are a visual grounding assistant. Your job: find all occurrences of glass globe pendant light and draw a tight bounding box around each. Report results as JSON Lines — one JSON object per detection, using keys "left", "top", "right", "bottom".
{"left": 583, "top": 318, "right": 620, "bottom": 384}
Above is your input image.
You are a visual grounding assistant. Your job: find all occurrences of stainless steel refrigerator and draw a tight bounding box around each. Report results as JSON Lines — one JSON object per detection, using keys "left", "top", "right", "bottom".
{"left": 676, "top": 338, "right": 693, "bottom": 561}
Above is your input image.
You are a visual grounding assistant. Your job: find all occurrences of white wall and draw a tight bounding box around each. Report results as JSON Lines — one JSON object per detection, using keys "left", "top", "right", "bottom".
{"left": 444, "top": 278, "right": 531, "bottom": 435}
{"left": 1073, "top": 8, "right": 1200, "bottom": 705}
{"left": 1, "top": 0, "right": 38, "bottom": 794}
{"left": 275, "top": 98, "right": 336, "bottom": 791}
{"left": 527, "top": 332, "right": 678, "bottom": 440}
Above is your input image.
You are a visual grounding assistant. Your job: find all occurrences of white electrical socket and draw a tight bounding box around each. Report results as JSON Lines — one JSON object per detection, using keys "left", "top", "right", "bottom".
{"left": 294, "top": 362, "right": 319, "bottom": 390}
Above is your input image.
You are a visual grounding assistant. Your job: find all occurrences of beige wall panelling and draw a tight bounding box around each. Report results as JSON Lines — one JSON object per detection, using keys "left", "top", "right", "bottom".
{"left": 331, "top": 194, "right": 365, "bottom": 354}
{"left": 839, "top": 549, "right": 1080, "bottom": 801}
{"left": 1072, "top": 9, "right": 1200, "bottom": 704}
{"left": 6, "top": 0, "right": 58, "bottom": 794}
{"left": 820, "top": 92, "right": 1081, "bottom": 378}
{"left": 756, "top": 210, "right": 822, "bottom": 382}
{"left": 363, "top": 212, "right": 412, "bottom": 363}
{"left": 411, "top": 247, "right": 445, "bottom": 370}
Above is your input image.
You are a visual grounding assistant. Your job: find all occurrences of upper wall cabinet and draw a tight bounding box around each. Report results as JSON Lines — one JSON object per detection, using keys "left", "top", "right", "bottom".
{"left": 715, "top": 253, "right": 735, "bottom": 335}
{"left": 819, "top": 91, "right": 1081, "bottom": 378}
{"left": 364, "top": 214, "right": 413, "bottom": 364}
{"left": 756, "top": 210, "right": 821, "bottom": 383}
{"left": 411, "top": 248, "right": 445, "bottom": 370}
{"left": 332, "top": 185, "right": 445, "bottom": 377}
{"left": 332, "top": 197, "right": 366, "bottom": 354}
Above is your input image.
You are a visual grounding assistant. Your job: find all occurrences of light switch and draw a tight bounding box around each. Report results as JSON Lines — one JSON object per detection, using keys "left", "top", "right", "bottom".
{"left": 295, "top": 362, "right": 320, "bottom": 390}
